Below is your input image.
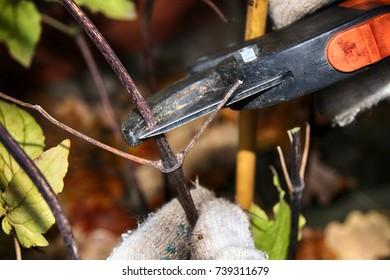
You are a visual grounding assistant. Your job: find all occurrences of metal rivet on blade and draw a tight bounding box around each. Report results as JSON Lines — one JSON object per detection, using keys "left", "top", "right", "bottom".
{"left": 234, "top": 44, "right": 259, "bottom": 64}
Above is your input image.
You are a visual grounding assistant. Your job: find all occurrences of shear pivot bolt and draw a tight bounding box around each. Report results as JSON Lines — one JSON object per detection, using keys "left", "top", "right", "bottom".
{"left": 234, "top": 44, "right": 259, "bottom": 64}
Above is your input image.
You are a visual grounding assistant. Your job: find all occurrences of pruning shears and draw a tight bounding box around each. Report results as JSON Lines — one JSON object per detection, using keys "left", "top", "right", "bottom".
{"left": 122, "top": 0, "right": 390, "bottom": 147}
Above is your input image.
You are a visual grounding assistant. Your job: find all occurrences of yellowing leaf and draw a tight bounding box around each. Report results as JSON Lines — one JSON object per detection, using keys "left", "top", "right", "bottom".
{"left": 1, "top": 140, "right": 70, "bottom": 248}
{"left": 0, "top": 0, "right": 42, "bottom": 67}
{"left": 0, "top": 100, "right": 45, "bottom": 190}
{"left": 251, "top": 166, "right": 305, "bottom": 260}
{"left": 75, "top": 0, "right": 136, "bottom": 21}
{"left": 0, "top": 189, "right": 5, "bottom": 217}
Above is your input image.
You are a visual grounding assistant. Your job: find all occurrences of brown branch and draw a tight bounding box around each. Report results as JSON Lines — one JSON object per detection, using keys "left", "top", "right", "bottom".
{"left": 276, "top": 125, "right": 310, "bottom": 260}
{"left": 287, "top": 132, "right": 302, "bottom": 260}
{"left": 74, "top": 32, "right": 148, "bottom": 213}
{"left": 299, "top": 123, "right": 310, "bottom": 178}
{"left": 13, "top": 237, "right": 22, "bottom": 260}
{"left": 286, "top": 127, "right": 306, "bottom": 260}
{"left": 276, "top": 146, "right": 293, "bottom": 193}
{"left": 288, "top": 128, "right": 303, "bottom": 191}
{"left": 0, "top": 92, "right": 161, "bottom": 169}
{"left": 0, "top": 124, "right": 80, "bottom": 260}
{"left": 153, "top": 135, "right": 198, "bottom": 226}
{"left": 41, "top": 14, "right": 131, "bottom": 146}
{"left": 58, "top": 0, "right": 156, "bottom": 127}
{"left": 182, "top": 80, "right": 242, "bottom": 158}
{"left": 141, "top": 0, "right": 157, "bottom": 93}
{"left": 58, "top": 0, "right": 198, "bottom": 226}
{"left": 201, "top": 0, "right": 229, "bottom": 23}
{"left": 75, "top": 33, "right": 123, "bottom": 144}
{"left": 40, "top": 14, "right": 149, "bottom": 214}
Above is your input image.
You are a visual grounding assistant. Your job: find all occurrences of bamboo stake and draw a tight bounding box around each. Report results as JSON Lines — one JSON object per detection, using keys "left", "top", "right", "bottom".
{"left": 236, "top": 0, "right": 268, "bottom": 209}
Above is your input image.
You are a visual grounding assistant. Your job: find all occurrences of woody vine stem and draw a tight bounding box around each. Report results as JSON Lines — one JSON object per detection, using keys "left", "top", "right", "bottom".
{"left": 57, "top": 0, "right": 200, "bottom": 226}
{"left": 0, "top": 0, "right": 237, "bottom": 260}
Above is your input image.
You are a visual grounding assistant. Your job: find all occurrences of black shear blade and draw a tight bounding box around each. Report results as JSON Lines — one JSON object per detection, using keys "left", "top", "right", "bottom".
{"left": 121, "top": 70, "right": 288, "bottom": 146}
{"left": 122, "top": 70, "right": 224, "bottom": 146}
{"left": 122, "top": 2, "right": 390, "bottom": 147}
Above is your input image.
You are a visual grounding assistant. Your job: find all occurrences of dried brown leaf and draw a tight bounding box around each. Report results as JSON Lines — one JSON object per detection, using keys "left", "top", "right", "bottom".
{"left": 324, "top": 210, "right": 390, "bottom": 259}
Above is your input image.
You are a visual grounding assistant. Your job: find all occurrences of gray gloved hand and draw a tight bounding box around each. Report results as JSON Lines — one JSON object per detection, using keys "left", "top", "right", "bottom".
{"left": 107, "top": 184, "right": 267, "bottom": 260}
{"left": 269, "top": 0, "right": 390, "bottom": 126}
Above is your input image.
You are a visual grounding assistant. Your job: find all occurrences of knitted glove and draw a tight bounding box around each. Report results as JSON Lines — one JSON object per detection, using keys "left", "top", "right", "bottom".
{"left": 268, "top": 0, "right": 337, "bottom": 29}
{"left": 269, "top": 0, "right": 390, "bottom": 126}
{"left": 107, "top": 185, "right": 267, "bottom": 260}
{"left": 315, "top": 60, "right": 390, "bottom": 126}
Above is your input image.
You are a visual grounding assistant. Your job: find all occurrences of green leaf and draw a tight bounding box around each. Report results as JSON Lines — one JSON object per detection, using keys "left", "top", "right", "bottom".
{"left": 0, "top": 100, "right": 45, "bottom": 190}
{"left": 251, "top": 166, "right": 305, "bottom": 260}
{"left": 0, "top": 0, "right": 42, "bottom": 67}
{"left": 289, "top": 127, "right": 301, "bottom": 134}
{"left": 75, "top": 0, "right": 136, "bottom": 21}
{"left": 0, "top": 139, "right": 70, "bottom": 248}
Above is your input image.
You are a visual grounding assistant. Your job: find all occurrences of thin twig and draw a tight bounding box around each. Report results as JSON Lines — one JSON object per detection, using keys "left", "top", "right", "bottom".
{"left": 0, "top": 92, "right": 161, "bottom": 169}
{"left": 75, "top": 33, "right": 123, "bottom": 144}
{"left": 41, "top": 14, "right": 123, "bottom": 144}
{"left": 41, "top": 14, "right": 78, "bottom": 36}
{"left": 74, "top": 32, "right": 148, "bottom": 213}
{"left": 141, "top": 0, "right": 157, "bottom": 93}
{"left": 299, "top": 123, "right": 310, "bottom": 178}
{"left": 13, "top": 236, "right": 22, "bottom": 260}
{"left": 58, "top": 0, "right": 198, "bottom": 226}
{"left": 182, "top": 80, "right": 242, "bottom": 157}
{"left": 201, "top": 0, "right": 229, "bottom": 22}
{"left": 41, "top": 14, "right": 149, "bottom": 214}
{"left": 58, "top": 0, "right": 156, "bottom": 126}
{"left": 276, "top": 146, "right": 293, "bottom": 193}
{"left": 0, "top": 124, "right": 80, "bottom": 260}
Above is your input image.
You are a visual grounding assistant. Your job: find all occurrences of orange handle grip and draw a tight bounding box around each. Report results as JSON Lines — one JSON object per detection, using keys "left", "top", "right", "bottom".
{"left": 327, "top": 13, "right": 390, "bottom": 72}
{"left": 341, "top": 0, "right": 390, "bottom": 10}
